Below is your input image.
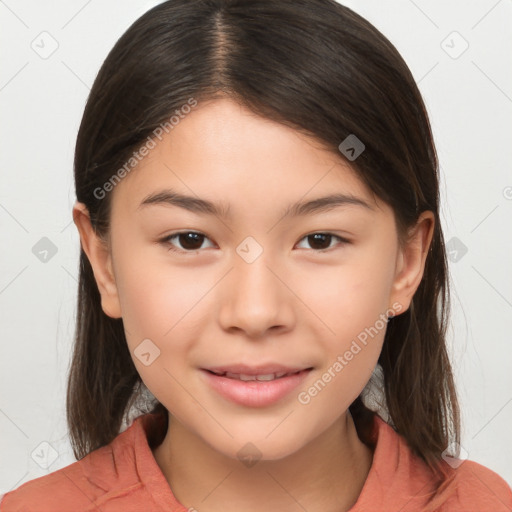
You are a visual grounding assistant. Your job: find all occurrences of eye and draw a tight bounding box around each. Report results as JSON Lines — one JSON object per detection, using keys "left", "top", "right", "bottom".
{"left": 295, "top": 232, "right": 350, "bottom": 252}
{"left": 160, "top": 231, "right": 215, "bottom": 253}
{"left": 159, "top": 231, "right": 349, "bottom": 254}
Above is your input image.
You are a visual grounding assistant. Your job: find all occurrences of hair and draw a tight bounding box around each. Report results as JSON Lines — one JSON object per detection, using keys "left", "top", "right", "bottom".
{"left": 67, "top": 0, "right": 461, "bottom": 502}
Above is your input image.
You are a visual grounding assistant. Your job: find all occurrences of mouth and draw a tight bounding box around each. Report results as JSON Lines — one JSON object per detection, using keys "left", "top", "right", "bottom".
{"left": 204, "top": 368, "right": 310, "bottom": 381}
{"left": 200, "top": 366, "right": 314, "bottom": 407}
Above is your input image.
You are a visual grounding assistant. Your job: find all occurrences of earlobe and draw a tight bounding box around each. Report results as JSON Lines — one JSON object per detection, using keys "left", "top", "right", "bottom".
{"left": 389, "top": 211, "right": 435, "bottom": 314}
{"left": 72, "top": 201, "right": 122, "bottom": 319}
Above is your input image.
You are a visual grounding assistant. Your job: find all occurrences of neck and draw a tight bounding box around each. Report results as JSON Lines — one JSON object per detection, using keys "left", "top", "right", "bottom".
{"left": 153, "top": 411, "right": 374, "bottom": 512}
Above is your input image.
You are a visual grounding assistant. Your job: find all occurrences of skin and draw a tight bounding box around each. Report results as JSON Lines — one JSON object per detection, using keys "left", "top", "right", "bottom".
{"left": 73, "top": 98, "right": 434, "bottom": 512}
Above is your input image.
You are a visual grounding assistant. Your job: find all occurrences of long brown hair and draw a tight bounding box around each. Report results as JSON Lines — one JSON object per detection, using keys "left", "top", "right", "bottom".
{"left": 67, "top": 0, "right": 460, "bottom": 496}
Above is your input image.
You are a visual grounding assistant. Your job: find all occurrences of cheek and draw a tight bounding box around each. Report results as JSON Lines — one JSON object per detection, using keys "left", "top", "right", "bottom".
{"left": 296, "top": 300, "right": 387, "bottom": 420}
{"left": 293, "top": 250, "right": 393, "bottom": 407}
{"left": 112, "top": 247, "right": 218, "bottom": 398}
{"left": 297, "top": 341, "right": 382, "bottom": 431}
{"left": 113, "top": 255, "right": 202, "bottom": 407}
{"left": 113, "top": 239, "right": 210, "bottom": 339}
{"left": 296, "top": 254, "right": 395, "bottom": 337}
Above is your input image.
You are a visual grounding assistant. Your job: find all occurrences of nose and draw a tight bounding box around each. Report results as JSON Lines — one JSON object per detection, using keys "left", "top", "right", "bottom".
{"left": 218, "top": 251, "right": 295, "bottom": 338}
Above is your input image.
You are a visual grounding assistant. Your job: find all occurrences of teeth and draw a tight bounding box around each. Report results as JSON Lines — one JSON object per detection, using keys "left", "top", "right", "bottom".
{"left": 255, "top": 374, "right": 276, "bottom": 381}
{"left": 223, "top": 372, "right": 289, "bottom": 381}
{"left": 209, "top": 369, "right": 306, "bottom": 380}
{"left": 236, "top": 373, "right": 257, "bottom": 381}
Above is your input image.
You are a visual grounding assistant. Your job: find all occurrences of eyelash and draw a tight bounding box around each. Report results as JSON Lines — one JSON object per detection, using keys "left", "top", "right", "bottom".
{"left": 158, "top": 231, "right": 351, "bottom": 254}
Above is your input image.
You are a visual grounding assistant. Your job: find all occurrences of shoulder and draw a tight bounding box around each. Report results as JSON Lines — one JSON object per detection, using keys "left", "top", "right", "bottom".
{"left": 362, "top": 415, "right": 512, "bottom": 511}
{"left": 438, "top": 459, "right": 512, "bottom": 511}
{"left": 0, "top": 455, "right": 104, "bottom": 512}
{"left": 0, "top": 417, "right": 154, "bottom": 512}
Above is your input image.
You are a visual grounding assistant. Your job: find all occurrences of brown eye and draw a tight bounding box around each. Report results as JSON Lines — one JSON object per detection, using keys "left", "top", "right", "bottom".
{"left": 307, "top": 233, "right": 333, "bottom": 250}
{"left": 160, "top": 231, "right": 213, "bottom": 252}
{"left": 159, "top": 231, "right": 349, "bottom": 254}
{"left": 296, "top": 233, "right": 350, "bottom": 252}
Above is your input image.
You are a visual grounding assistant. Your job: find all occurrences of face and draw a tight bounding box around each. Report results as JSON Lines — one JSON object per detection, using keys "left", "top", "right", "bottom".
{"left": 74, "top": 98, "right": 433, "bottom": 461}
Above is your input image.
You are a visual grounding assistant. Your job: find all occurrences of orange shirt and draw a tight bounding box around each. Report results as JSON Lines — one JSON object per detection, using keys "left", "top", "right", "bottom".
{"left": 2, "top": 412, "right": 511, "bottom": 511}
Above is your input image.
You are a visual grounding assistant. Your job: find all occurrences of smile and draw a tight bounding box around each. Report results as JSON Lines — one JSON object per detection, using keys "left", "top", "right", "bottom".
{"left": 207, "top": 370, "right": 303, "bottom": 381}
{"left": 201, "top": 368, "right": 313, "bottom": 407}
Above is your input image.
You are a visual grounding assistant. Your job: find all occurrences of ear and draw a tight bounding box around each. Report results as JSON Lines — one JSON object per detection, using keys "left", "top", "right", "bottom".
{"left": 388, "top": 210, "right": 435, "bottom": 315}
{"left": 72, "top": 201, "right": 122, "bottom": 319}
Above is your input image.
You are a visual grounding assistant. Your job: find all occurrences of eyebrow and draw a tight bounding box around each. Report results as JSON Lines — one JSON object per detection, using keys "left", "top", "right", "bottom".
{"left": 137, "top": 188, "right": 374, "bottom": 219}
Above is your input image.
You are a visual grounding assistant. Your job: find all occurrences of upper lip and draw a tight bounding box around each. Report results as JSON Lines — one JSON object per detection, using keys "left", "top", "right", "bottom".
{"left": 202, "top": 364, "right": 312, "bottom": 376}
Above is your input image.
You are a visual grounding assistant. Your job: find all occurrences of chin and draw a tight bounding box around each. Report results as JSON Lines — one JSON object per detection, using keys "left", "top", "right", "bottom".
{"left": 204, "top": 427, "right": 310, "bottom": 464}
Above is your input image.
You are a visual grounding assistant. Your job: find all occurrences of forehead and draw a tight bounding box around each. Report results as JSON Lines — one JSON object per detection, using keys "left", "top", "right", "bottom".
{"left": 110, "top": 98, "right": 384, "bottom": 216}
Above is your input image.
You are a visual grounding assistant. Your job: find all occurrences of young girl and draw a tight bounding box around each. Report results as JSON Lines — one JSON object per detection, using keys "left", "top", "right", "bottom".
{"left": 2, "top": 0, "right": 511, "bottom": 510}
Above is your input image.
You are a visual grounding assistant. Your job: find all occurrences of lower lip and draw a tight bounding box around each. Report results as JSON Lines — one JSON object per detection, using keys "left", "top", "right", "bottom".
{"left": 201, "top": 369, "right": 312, "bottom": 407}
